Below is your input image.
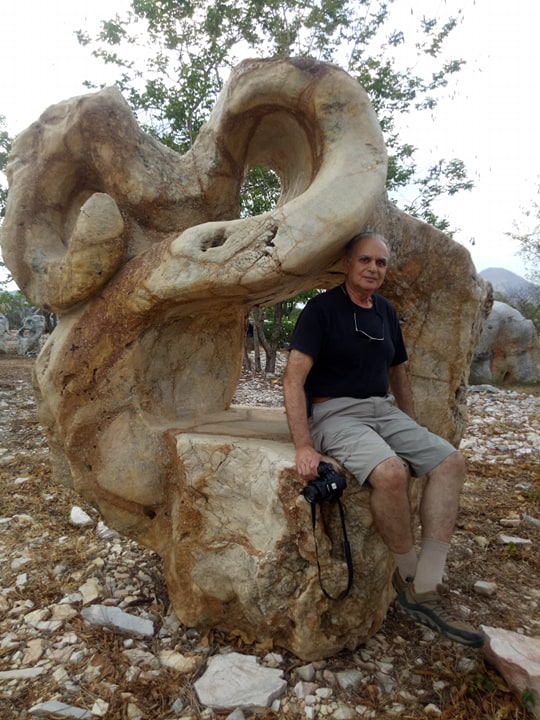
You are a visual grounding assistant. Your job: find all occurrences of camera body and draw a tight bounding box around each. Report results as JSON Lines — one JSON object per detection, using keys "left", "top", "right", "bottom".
{"left": 303, "top": 462, "right": 347, "bottom": 504}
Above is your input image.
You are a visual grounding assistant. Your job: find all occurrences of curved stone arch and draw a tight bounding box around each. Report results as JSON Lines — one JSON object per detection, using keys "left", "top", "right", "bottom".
{"left": 2, "top": 58, "right": 386, "bottom": 314}
{"left": 1, "top": 56, "right": 387, "bottom": 518}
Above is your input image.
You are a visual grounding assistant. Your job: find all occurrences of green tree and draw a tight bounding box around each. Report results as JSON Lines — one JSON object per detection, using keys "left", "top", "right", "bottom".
{"left": 77, "top": 0, "right": 473, "bottom": 371}
{"left": 0, "top": 115, "right": 11, "bottom": 219}
{"left": 0, "top": 115, "right": 14, "bottom": 290}
{"left": 0, "top": 289, "right": 35, "bottom": 328}
{"left": 507, "top": 187, "right": 540, "bottom": 285}
{"left": 77, "top": 0, "right": 470, "bottom": 210}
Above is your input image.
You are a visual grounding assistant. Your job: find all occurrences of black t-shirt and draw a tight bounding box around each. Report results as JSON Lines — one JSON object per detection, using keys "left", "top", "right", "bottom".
{"left": 289, "top": 285, "right": 408, "bottom": 398}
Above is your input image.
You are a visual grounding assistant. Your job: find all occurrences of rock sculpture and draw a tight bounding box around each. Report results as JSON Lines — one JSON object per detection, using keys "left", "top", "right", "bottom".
{"left": 1, "top": 58, "right": 490, "bottom": 659}
{"left": 0, "top": 313, "right": 9, "bottom": 354}
{"left": 17, "top": 313, "right": 46, "bottom": 356}
{"left": 470, "top": 300, "right": 538, "bottom": 385}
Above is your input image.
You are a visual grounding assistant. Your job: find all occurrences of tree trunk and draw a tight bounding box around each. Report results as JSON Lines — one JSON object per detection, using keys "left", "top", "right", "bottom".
{"left": 264, "top": 301, "right": 283, "bottom": 373}
{"left": 252, "top": 308, "right": 263, "bottom": 372}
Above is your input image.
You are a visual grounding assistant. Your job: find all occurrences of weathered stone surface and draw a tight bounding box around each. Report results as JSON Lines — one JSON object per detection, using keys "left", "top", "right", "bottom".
{"left": 17, "top": 313, "right": 46, "bottom": 356}
{"left": 470, "top": 300, "right": 539, "bottom": 385}
{"left": 481, "top": 626, "right": 540, "bottom": 719}
{"left": 1, "top": 57, "right": 490, "bottom": 659}
{"left": 359, "top": 198, "right": 491, "bottom": 445}
{"left": 194, "top": 652, "right": 287, "bottom": 709}
{"left": 160, "top": 408, "right": 401, "bottom": 659}
{"left": 0, "top": 313, "right": 8, "bottom": 354}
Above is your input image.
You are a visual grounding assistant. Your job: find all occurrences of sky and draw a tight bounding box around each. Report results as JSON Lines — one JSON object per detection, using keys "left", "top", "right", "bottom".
{"left": 1, "top": 0, "right": 539, "bottom": 283}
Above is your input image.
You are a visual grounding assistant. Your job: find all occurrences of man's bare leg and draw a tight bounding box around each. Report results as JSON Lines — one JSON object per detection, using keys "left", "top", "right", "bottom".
{"left": 368, "top": 457, "right": 417, "bottom": 580}
{"left": 414, "top": 451, "right": 465, "bottom": 593}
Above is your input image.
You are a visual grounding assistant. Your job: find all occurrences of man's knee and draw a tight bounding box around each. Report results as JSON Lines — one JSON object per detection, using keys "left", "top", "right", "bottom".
{"left": 433, "top": 450, "right": 466, "bottom": 479}
{"left": 368, "top": 456, "right": 409, "bottom": 494}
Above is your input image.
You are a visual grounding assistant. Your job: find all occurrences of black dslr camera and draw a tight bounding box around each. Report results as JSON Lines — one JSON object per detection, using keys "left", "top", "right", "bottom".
{"left": 303, "top": 462, "right": 347, "bottom": 504}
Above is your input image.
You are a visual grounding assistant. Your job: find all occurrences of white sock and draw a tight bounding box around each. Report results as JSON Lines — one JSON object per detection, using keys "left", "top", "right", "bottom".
{"left": 392, "top": 548, "right": 417, "bottom": 582}
{"left": 413, "top": 538, "right": 449, "bottom": 594}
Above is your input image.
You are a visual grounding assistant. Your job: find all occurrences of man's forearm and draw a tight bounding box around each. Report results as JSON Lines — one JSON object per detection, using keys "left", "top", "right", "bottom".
{"left": 389, "top": 364, "right": 415, "bottom": 418}
{"left": 284, "top": 384, "right": 313, "bottom": 450}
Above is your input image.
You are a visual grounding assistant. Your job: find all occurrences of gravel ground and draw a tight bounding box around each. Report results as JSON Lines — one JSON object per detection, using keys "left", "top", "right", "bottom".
{"left": 0, "top": 353, "right": 539, "bottom": 720}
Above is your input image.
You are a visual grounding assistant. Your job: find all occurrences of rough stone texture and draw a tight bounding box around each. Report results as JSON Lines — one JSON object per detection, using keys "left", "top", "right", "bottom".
{"left": 162, "top": 408, "right": 405, "bottom": 659}
{"left": 470, "top": 300, "right": 539, "bottom": 385}
{"left": 361, "top": 199, "right": 492, "bottom": 445}
{"left": 1, "top": 57, "right": 490, "bottom": 659}
{"left": 193, "top": 652, "right": 287, "bottom": 710}
{"left": 481, "top": 626, "right": 540, "bottom": 719}
{"left": 0, "top": 313, "right": 8, "bottom": 354}
{"left": 17, "top": 314, "right": 46, "bottom": 356}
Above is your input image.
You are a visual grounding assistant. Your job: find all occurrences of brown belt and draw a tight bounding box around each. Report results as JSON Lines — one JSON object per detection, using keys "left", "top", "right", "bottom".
{"left": 311, "top": 397, "right": 332, "bottom": 403}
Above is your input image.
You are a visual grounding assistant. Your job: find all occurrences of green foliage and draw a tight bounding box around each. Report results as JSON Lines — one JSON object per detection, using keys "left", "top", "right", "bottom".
{"left": 77, "top": 0, "right": 471, "bottom": 223}
{"left": 0, "top": 115, "right": 14, "bottom": 289}
{"left": 77, "top": 0, "right": 474, "bottom": 368}
{"left": 494, "top": 286, "right": 540, "bottom": 334}
{"left": 0, "top": 289, "right": 34, "bottom": 327}
{"left": 0, "top": 114, "right": 12, "bottom": 220}
{"left": 240, "top": 167, "right": 281, "bottom": 218}
{"left": 521, "top": 688, "right": 536, "bottom": 711}
{"left": 507, "top": 185, "right": 540, "bottom": 284}
{"left": 400, "top": 158, "right": 474, "bottom": 235}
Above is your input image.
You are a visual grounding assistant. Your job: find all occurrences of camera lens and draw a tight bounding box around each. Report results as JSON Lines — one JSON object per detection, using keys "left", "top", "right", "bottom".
{"left": 303, "top": 484, "right": 319, "bottom": 504}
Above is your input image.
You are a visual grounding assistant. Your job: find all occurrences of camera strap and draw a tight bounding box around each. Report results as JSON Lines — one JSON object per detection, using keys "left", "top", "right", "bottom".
{"left": 310, "top": 498, "right": 353, "bottom": 601}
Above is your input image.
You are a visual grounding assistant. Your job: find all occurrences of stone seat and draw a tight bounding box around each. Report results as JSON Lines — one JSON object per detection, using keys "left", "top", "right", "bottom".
{"left": 136, "top": 406, "right": 395, "bottom": 660}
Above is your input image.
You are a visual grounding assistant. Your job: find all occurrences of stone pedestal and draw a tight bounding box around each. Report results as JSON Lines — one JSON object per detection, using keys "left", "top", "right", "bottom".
{"left": 134, "top": 407, "right": 395, "bottom": 660}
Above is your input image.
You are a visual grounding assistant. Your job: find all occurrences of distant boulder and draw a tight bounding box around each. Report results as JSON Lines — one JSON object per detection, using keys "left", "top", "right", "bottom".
{"left": 470, "top": 301, "right": 538, "bottom": 384}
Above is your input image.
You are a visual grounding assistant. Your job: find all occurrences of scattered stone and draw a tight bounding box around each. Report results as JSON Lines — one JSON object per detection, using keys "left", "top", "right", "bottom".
{"left": 158, "top": 649, "right": 203, "bottom": 673}
{"left": 78, "top": 577, "right": 103, "bottom": 605}
{"left": 336, "top": 669, "right": 364, "bottom": 691}
{"left": 497, "top": 534, "right": 533, "bottom": 546}
{"left": 474, "top": 581, "right": 497, "bottom": 597}
{"left": 91, "top": 699, "right": 109, "bottom": 717}
{"left": 331, "top": 702, "right": 357, "bottom": 719}
{"left": 69, "top": 506, "right": 94, "bottom": 527}
{"left": 481, "top": 626, "right": 540, "bottom": 719}
{"left": 0, "top": 667, "right": 46, "bottom": 679}
{"left": 499, "top": 518, "right": 520, "bottom": 528}
{"left": 523, "top": 514, "right": 540, "bottom": 528}
{"left": 81, "top": 605, "right": 154, "bottom": 638}
{"left": 295, "top": 663, "right": 316, "bottom": 682}
{"left": 0, "top": 362, "right": 538, "bottom": 718}
{"left": 226, "top": 710, "right": 246, "bottom": 720}
{"left": 29, "top": 701, "right": 93, "bottom": 718}
{"left": 294, "top": 680, "right": 318, "bottom": 699}
{"left": 194, "top": 652, "right": 287, "bottom": 710}
{"left": 473, "top": 535, "right": 489, "bottom": 549}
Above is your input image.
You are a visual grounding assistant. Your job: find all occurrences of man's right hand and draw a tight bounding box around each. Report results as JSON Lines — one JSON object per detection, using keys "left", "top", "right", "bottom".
{"left": 295, "top": 446, "right": 326, "bottom": 481}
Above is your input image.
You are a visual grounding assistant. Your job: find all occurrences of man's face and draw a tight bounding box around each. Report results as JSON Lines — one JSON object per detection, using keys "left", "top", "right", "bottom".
{"left": 344, "top": 236, "right": 389, "bottom": 293}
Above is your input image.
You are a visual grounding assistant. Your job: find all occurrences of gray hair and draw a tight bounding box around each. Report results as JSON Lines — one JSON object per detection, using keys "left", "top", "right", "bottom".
{"left": 344, "top": 232, "right": 389, "bottom": 257}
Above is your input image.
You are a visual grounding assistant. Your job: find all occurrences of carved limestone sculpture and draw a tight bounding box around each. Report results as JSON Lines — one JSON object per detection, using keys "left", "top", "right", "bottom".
{"left": 0, "top": 313, "right": 9, "bottom": 354}
{"left": 17, "top": 313, "right": 46, "bottom": 355}
{"left": 470, "top": 300, "right": 539, "bottom": 384}
{"left": 1, "top": 58, "right": 489, "bottom": 659}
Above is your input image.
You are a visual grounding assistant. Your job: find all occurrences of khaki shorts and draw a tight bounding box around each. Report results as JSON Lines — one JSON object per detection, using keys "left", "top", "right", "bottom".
{"left": 309, "top": 395, "right": 456, "bottom": 485}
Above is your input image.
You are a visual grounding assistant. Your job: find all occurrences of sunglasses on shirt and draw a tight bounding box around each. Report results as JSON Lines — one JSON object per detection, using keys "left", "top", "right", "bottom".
{"left": 353, "top": 309, "right": 385, "bottom": 341}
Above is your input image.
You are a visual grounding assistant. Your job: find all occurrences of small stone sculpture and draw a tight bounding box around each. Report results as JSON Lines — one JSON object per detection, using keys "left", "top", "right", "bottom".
{"left": 470, "top": 300, "right": 538, "bottom": 384}
{"left": 17, "top": 313, "right": 46, "bottom": 355}
{"left": 0, "top": 313, "right": 9, "bottom": 354}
